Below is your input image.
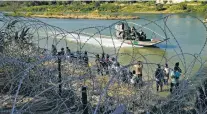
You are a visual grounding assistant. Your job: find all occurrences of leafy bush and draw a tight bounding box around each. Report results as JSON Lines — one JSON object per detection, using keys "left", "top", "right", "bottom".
{"left": 120, "top": 4, "right": 143, "bottom": 12}
{"left": 98, "top": 3, "right": 120, "bottom": 12}
{"left": 2, "top": 1, "right": 207, "bottom": 15}
{"left": 201, "top": 1, "right": 207, "bottom": 5}
{"left": 195, "top": 5, "right": 207, "bottom": 13}
{"left": 23, "top": 6, "right": 48, "bottom": 12}
{"left": 179, "top": 2, "right": 187, "bottom": 10}
{"left": 80, "top": 3, "right": 95, "bottom": 12}
{"left": 94, "top": 1, "right": 100, "bottom": 8}
{"left": 156, "top": 3, "right": 164, "bottom": 11}
{"left": 11, "top": 12, "right": 24, "bottom": 17}
{"left": 169, "top": 3, "right": 187, "bottom": 11}
{"left": 144, "top": 1, "right": 156, "bottom": 6}
{"left": 186, "top": 5, "right": 196, "bottom": 12}
{"left": 186, "top": 4, "right": 207, "bottom": 13}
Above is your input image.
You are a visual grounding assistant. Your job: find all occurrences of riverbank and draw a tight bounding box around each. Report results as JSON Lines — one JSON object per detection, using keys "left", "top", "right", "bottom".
{"left": 27, "top": 14, "right": 139, "bottom": 20}
{"left": 2, "top": 10, "right": 186, "bottom": 20}
{"left": 3, "top": 12, "right": 140, "bottom": 20}
{"left": 0, "top": 1, "right": 207, "bottom": 20}
{"left": 1, "top": 10, "right": 190, "bottom": 20}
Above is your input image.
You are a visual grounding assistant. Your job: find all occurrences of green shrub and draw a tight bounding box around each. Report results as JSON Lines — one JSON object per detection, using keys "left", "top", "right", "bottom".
{"left": 80, "top": 3, "right": 95, "bottom": 12}
{"left": 120, "top": 5, "right": 139, "bottom": 12}
{"left": 169, "top": 3, "right": 187, "bottom": 11}
{"left": 98, "top": 3, "right": 120, "bottom": 12}
{"left": 94, "top": 1, "right": 100, "bottom": 8}
{"left": 179, "top": 2, "right": 187, "bottom": 10}
{"left": 11, "top": 12, "right": 24, "bottom": 17}
{"left": 186, "top": 4, "right": 207, "bottom": 13}
{"left": 144, "top": 1, "right": 155, "bottom": 6}
{"left": 178, "top": 3, "right": 187, "bottom": 10}
{"left": 195, "top": 6, "right": 207, "bottom": 13}
{"left": 186, "top": 5, "right": 196, "bottom": 12}
{"left": 156, "top": 3, "right": 164, "bottom": 11}
{"left": 201, "top": 1, "right": 207, "bottom": 5}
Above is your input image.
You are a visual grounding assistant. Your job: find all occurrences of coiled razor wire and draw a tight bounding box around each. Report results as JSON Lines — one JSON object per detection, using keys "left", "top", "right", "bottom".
{"left": 0, "top": 13, "right": 206, "bottom": 114}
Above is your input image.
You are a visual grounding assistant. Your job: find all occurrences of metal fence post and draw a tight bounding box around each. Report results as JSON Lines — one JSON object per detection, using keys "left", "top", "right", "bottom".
{"left": 82, "top": 86, "right": 88, "bottom": 114}
{"left": 58, "top": 52, "right": 62, "bottom": 96}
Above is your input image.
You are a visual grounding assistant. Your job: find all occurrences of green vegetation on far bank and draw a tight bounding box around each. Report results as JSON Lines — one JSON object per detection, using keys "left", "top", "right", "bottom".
{"left": 0, "top": 1, "right": 207, "bottom": 19}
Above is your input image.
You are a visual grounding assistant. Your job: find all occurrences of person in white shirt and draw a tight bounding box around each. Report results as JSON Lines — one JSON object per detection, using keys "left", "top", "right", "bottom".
{"left": 163, "top": 63, "right": 170, "bottom": 85}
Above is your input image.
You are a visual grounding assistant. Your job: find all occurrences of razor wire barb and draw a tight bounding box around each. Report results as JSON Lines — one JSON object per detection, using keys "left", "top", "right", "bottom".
{"left": 0, "top": 13, "right": 207, "bottom": 114}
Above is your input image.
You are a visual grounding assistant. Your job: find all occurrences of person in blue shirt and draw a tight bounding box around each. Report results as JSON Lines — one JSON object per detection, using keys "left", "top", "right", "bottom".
{"left": 170, "top": 67, "right": 181, "bottom": 93}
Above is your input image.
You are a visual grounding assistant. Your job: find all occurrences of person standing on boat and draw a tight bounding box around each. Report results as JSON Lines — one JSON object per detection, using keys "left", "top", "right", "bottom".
{"left": 138, "top": 30, "right": 143, "bottom": 41}
{"left": 134, "top": 61, "right": 143, "bottom": 86}
{"left": 120, "top": 23, "right": 125, "bottom": 39}
{"left": 140, "top": 30, "right": 144, "bottom": 36}
{"left": 116, "top": 23, "right": 125, "bottom": 39}
{"left": 130, "top": 26, "right": 136, "bottom": 40}
{"left": 140, "top": 30, "right": 147, "bottom": 41}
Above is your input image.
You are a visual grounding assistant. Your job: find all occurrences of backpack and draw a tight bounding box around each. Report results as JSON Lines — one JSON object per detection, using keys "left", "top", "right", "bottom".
{"left": 174, "top": 71, "right": 181, "bottom": 80}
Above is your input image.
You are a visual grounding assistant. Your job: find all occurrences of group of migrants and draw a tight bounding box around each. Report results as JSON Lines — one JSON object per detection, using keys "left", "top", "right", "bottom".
{"left": 131, "top": 61, "right": 182, "bottom": 92}
{"left": 95, "top": 55, "right": 182, "bottom": 93}
{"left": 51, "top": 45, "right": 182, "bottom": 93}
{"left": 154, "top": 62, "right": 182, "bottom": 93}
{"left": 95, "top": 53, "right": 142, "bottom": 86}
{"left": 115, "top": 23, "right": 148, "bottom": 41}
{"left": 51, "top": 45, "right": 89, "bottom": 67}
